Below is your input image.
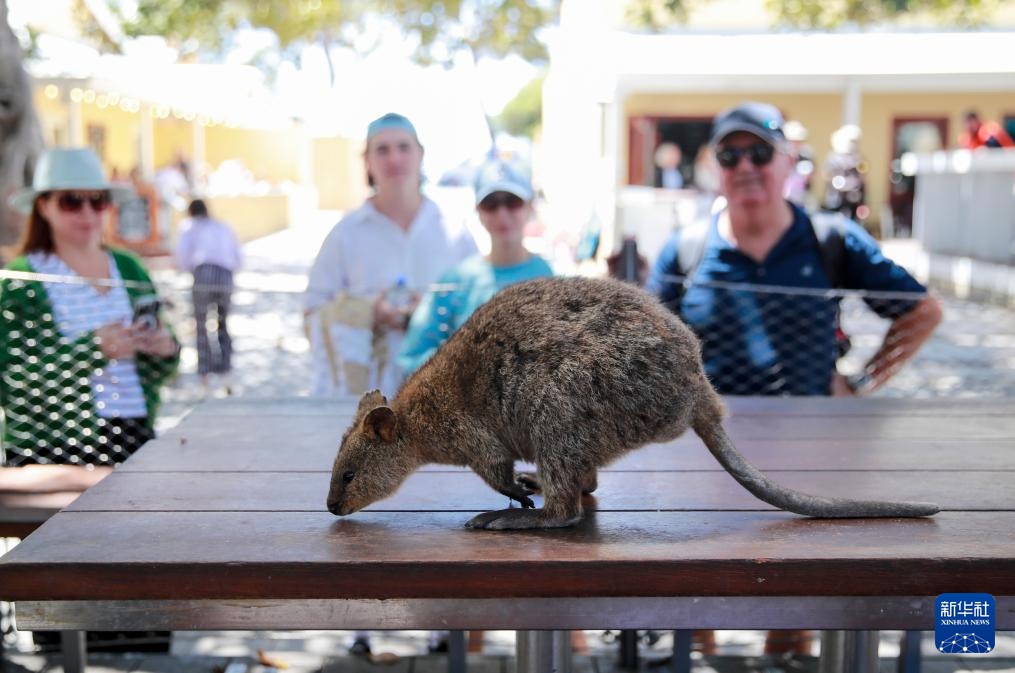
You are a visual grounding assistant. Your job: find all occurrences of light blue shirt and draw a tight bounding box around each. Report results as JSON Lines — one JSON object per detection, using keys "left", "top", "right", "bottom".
{"left": 398, "top": 254, "right": 554, "bottom": 376}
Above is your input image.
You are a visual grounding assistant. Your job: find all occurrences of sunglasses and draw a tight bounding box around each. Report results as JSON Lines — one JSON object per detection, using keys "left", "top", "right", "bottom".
{"left": 715, "top": 143, "right": 776, "bottom": 169}
{"left": 50, "top": 191, "right": 112, "bottom": 213}
{"left": 478, "top": 192, "right": 525, "bottom": 213}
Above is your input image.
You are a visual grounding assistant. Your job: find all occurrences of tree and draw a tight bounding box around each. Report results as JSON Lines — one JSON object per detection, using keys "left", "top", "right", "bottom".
{"left": 496, "top": 72, "right": 545, "bottom": 139}
{"left": 117, "top": 0, "right": 558, "bottom": 78}
{"left": 625, "top": 0, "right": 1002, "bottom": 29}
{"left": 0, "top": 0, "right": 44, "bottom": 250}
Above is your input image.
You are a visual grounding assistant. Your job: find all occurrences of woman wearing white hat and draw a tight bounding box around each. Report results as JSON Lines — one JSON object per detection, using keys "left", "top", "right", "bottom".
{"left": 1, "top": 147, "right": 180, "bottom": 466}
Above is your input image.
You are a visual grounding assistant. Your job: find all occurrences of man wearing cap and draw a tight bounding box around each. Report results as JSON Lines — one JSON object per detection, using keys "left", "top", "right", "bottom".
{"left": 304, "top": 113, "right": 478, "bottom": 397}
{"left": 398, "top": 157, "right": 554, "bottom": 376}
{"left": 647, "top": 102, "right": 942, "bottom": 398}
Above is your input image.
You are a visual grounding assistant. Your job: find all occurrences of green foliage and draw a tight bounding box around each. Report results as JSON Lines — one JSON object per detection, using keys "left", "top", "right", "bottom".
{"left": 496, "top": 72, "right": 545, "bottom": 138}
{"left": 625, "top": 0, "right": 1002, "bottom": 29}
{"left": 380, "top": 0, "right": 557, "bottom": 65}
{"left": 624, "top": 0, "right": 694, "bottom": 31}
{"left": 765, "top": 0, "right": 1003, "bottom": 28}
{"left": 121, "top": 0, "right": 236, "bottom": 49}
{"left": 117, "top": 0, "right": 557, "bottom": 66}
{"left": 72, "top": 0, "right": 122, "bottom": 52}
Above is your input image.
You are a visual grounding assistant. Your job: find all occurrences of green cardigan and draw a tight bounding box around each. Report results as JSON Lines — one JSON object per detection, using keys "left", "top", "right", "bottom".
{"left": 1, "top": 248, "right": 180, "bottom": 460}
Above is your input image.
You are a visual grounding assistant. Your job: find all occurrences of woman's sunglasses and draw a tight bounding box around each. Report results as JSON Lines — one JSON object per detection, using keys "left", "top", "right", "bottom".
{"left": 715, "top": 143, "right": 776, "bottom": 169}
{"left": 478, "top": 192, "right": 525, "bottom": 213}
{"left": 49, "top": 191, "right": 112, "bottom": 213}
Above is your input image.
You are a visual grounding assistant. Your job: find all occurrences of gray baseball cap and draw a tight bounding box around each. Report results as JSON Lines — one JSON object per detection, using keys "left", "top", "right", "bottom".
{"left": 710, "top": 102, "right": 786, "bottom": 146}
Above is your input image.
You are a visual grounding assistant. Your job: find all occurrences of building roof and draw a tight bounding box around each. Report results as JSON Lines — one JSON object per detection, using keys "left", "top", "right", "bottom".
{"left": 558, "top": 29, "right": 1015, "bottom": 94}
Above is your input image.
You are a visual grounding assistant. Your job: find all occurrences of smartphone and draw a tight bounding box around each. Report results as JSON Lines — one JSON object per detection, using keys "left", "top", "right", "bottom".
{"left": 133, "top": 294, "right": 161, "bottom": 330}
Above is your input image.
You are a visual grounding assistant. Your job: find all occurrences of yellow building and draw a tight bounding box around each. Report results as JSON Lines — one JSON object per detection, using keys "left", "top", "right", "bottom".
{"left": 542, "top": 0, "right": 1015, "bottom": 259}
{"left": 29, "top": 65, "right": 366, "bottom": 245}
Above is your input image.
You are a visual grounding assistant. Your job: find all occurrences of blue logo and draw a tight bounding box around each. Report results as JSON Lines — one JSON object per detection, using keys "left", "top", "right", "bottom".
{"left": 936, "top": 593, "right": 994, "bottom": 654}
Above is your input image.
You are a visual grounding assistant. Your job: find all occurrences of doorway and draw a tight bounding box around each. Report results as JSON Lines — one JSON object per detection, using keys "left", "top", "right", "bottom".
{"left": 628, "top": 116, "right": 713, "bottom": 188}
{"left": 889, "top": 117, "right": 947, "bottom": 236}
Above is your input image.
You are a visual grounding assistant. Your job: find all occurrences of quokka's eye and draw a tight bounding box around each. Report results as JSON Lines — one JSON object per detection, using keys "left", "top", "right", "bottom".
{"left": 343, "top": 471, "right": 356, "bottom": 484}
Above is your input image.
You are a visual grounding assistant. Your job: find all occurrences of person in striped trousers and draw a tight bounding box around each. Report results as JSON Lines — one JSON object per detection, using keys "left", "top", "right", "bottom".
{"left": 175, "top": 199, "right": 242, "bottom": 395}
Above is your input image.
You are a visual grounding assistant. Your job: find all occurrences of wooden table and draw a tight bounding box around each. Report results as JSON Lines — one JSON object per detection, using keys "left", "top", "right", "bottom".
{"left": 1, "top": 397, "right": 1013, "bottom": 672}
{"left": 0, "top": 465, "right": 111, "bottom": 538}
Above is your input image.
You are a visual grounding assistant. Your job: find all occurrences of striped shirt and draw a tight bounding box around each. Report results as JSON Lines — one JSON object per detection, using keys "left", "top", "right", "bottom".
{"left": 27, "top": 252, "right": 148, "bottom": 418}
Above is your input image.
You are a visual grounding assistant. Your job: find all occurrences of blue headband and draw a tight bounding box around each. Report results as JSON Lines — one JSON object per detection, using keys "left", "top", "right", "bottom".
{"left": 367, "top": 113, "right": 418, "bottom": 140}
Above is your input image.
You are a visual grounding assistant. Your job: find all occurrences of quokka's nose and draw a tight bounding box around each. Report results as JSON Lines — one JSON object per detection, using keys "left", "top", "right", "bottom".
{"left": 327, "top": 501, "right": 340, "bottom": 515}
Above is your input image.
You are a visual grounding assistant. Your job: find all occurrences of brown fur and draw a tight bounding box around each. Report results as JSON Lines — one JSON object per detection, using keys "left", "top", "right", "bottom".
{"left": 327, "top": 277, "right": 938, "bottom": 529}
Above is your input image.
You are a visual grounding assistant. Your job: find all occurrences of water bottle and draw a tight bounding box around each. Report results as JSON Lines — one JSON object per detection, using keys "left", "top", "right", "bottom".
{"left": 387, "top": 275, "right": 412, "bottom": 311}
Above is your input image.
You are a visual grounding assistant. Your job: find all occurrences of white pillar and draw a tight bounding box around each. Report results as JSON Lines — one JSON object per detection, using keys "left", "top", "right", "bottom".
{"left": 67, "top": 93, "right": 83, "bottom": 146}
{"left": 842, "top": 80, "right": 862, "bottom": 127}
{"left": 139, "top": 104, "right": 155, "bottom": 181}
{"left": 192, "top": 117, "right": 206, "bottom": 183}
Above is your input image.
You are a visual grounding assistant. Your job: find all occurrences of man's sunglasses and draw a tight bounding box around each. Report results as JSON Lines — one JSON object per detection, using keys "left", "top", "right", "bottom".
{"left": 715, "top": 143, "right": 776, "bottom": 169}
{"left": 478, "top": 192, "right": 525, "bottom": 213}
{"left": 49, "top": 191, "right": 112, "bottom": 213}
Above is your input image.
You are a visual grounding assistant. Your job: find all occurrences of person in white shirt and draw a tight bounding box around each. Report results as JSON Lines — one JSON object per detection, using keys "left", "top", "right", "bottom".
{"left": 304, "top": 112, "right": 477, "bottom": 398}
{"left": 175, "top": 199, "right": 243, "bottom": 393}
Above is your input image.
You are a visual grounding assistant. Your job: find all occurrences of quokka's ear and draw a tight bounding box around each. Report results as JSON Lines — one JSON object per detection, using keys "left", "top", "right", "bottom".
{"left": 362, "top": 406, "right": 396, "bottom": 443}
{"left": 357, "top": 389, "right": 388, "bottom": 414}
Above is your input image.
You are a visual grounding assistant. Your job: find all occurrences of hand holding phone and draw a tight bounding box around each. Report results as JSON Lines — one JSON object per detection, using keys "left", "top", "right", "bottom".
{"left": 133, "top": 295, "right": 161, "bottom": 331}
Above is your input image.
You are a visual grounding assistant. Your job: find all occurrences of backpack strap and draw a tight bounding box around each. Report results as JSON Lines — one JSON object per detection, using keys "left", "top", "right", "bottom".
{"left": 808, "top": 211, "right": 849, "bottom": 288}
{"left": 676, "top": 219, "right": 710, "bottom": 278}
{"left": 669, "top": 208, "right": 848, "bottom": 308}
{"left": 670, "top": 218, "right": 710, "bottom": 306}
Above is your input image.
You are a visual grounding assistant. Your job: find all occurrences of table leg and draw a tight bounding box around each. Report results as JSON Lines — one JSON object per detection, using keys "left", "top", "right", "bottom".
{"left": 819, "top": 631, "right": 845, "bottom": 673}
{"left": 819, "top": 630, "right": 880, "bottom": 673}
{"left": 59, "top": 630, "right": 86, "bottom": 673}
{"left": 672, "top": 630, "right": 693, "bottom": 673}
{"left": 618, "top": 629, "right": 639, "bottom": 669}
{"left": 516, "top": 630, "right": 572, "bottom": 673}
{"left": 447, "top": 630, "right": 466, "bottom": 673}
{"left": 900, "top": 630, "right": 922, "bottom": 673}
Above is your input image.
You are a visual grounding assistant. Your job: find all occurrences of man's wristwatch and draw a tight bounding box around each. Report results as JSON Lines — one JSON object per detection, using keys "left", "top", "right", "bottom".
{"left": 846, "top": 370, "right": 875, "bottom": 395}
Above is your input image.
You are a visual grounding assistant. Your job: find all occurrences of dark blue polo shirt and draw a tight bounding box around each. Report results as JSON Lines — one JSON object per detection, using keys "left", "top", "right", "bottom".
{"left": 647, "top": 203, "right": 927, "bottom": 396}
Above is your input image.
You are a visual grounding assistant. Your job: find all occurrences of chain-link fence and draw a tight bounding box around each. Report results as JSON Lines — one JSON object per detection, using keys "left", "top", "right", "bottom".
{"left": 4, "top": 268, "right": 1015, "bottom": 465}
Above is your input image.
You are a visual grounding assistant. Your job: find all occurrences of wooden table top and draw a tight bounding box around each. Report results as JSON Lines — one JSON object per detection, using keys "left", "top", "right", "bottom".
{"left": 0, "top": 465, "right": 111, "bottom": 538}
{"left": 1, "top": 396, "right": 1013, "bottom": 630}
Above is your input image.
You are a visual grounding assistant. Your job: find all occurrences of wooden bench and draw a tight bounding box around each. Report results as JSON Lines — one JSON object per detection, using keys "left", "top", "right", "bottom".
{"left": 0, "top": 465, "right": 111, "bottom": 672}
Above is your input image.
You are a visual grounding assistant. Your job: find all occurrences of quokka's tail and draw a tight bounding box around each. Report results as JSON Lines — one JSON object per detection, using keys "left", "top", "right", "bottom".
{"left": 691, "top": 408, "right": 939, "bottom": 518}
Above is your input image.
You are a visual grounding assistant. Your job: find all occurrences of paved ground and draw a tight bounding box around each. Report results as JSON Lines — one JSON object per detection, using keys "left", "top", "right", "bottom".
{"left": 4, "top": 630, "right": 1015, "bottom": 672}
{"left": 149, "top": 212, "right": 1015, "bottom": 426}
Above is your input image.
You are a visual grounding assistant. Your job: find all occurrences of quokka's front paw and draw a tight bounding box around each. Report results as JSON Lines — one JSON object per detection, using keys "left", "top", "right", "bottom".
{"left": 515, "top": 471, "right": 541, "bottom": 492}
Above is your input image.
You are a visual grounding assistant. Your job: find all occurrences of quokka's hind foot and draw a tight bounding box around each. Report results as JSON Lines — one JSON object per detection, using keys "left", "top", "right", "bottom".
{"left": 464, "top": 508, "right": 582, "bottom": 530}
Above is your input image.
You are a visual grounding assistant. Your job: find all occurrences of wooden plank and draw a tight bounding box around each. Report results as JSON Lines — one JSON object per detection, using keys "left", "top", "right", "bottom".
{"left": 717, "top": 414, "right": 1015, "bottom": 439}
{"left": 179, "top": 397, "right": 361, "bottom": 418}
{"left": 122, "top": 436, "right": 1015, "bottom": 472}
{"left": 722, "top": 396, "right": 1015, "bottom": 417}
{"left": 64, "top": 470, "right": 1013, "bottom": 512}
{"left": 1, "top": 510, "right": 1012, "bottom": 601}
{"left": 175, "top": 396, "right": 1015, "bottom": 420}
{"left": 0, "top": 491, "right": 82, "bottom": 537}
{"left": 126, "top": 423, "right": 1015, "bottom": 473}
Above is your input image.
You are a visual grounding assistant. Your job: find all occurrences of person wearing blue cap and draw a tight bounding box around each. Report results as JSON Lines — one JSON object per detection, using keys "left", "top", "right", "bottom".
{"left": 398, "top": 158, "right": 554, "bottom": 376}
{"left": 304, "top": 113, "right": 478, "bottom": 398}
{"left": 647, "top": 100, "right": 941, "bottom": 398}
